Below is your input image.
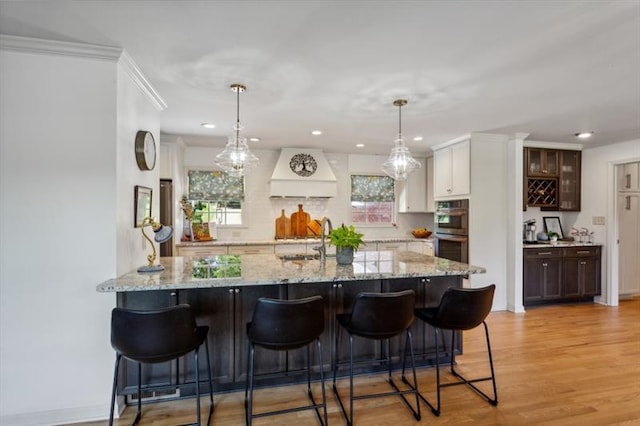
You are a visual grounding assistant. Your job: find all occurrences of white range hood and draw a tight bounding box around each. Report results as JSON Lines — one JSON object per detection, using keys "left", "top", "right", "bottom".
{"left": 269, "top": 148, "right": 337, "bottom": 198}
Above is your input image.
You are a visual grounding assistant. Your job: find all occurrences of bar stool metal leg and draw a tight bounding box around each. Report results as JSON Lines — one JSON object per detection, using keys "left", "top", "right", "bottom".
{"left": 109, "top": 354, "right": 122, "bottom": 426}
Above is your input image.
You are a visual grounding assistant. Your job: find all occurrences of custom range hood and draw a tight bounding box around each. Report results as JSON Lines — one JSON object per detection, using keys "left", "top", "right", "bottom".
{"left": 269, "top": 148, "right": 337, "bottom": 197}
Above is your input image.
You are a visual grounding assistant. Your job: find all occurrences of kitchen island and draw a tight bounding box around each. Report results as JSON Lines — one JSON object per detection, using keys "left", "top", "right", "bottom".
{"left": 97, "top": 250, "right": 485, "bottom": 401}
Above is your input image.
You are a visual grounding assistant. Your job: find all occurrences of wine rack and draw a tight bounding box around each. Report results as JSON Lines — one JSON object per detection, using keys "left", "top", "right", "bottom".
{"left": 527, "top": 178, "right": 557, "bottom": 207}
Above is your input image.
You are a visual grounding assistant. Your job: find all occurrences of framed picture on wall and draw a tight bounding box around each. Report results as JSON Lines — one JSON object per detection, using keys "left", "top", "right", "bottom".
{"left": 134, "top": 185, "right": 152, "bottom": 227}
{"left": 543, "top": 216, "right": 564, "bottom": 239}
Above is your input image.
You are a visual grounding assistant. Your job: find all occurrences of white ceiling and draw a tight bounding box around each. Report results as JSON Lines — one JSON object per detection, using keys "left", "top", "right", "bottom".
{"left": 1, "top": 0, "right": 639, "bottom": 156}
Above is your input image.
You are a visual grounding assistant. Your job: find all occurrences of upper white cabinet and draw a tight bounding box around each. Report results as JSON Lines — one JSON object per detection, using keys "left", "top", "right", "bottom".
{"left": 433, "top": 139, "right": 470, "bottom": 198}
{"left": 618, "top": 162, "right": 640, "bottom": 192}
{"left": 398, "top": 158, "right": 428, "bottom": 212}
{"left": 398, "top": 157, "right": 436, "bottom": 213}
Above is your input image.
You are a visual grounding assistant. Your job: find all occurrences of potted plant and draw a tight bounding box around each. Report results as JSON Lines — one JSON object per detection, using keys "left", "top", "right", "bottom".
{"left": 329, "top": 224, "right": 365, "bottom": 265}
{"left": 547, "top": 231, "right": 560, "bottom": 244}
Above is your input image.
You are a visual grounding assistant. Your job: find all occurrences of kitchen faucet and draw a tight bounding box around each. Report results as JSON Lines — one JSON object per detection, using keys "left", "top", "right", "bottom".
{"left": 313, "top": 217, "right": 333, "bottom": 262}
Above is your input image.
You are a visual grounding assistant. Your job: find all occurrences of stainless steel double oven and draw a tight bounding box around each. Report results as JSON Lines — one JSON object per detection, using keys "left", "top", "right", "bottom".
{"left": 434, "top": 199, "right": 469, "bottom": 263}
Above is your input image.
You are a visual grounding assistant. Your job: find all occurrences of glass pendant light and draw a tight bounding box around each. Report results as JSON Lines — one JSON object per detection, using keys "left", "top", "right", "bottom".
{"left": 215, "top": 83, "right": 259, "bottom": 176}
{"left": 381, "top": 99, "right": 421, "bottom": 181}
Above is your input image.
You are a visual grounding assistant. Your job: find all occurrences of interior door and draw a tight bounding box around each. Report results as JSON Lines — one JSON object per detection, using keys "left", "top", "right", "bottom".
{"left": 618, "top": 193, "right": 640, "bottom": 295}
{"left": 160, "top": 179, "right": 173, "bottom": 257}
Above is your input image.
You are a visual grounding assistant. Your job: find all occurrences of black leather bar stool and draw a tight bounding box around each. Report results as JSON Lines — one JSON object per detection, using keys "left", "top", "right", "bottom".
{"left": 332, "top": 290, "right": 421, "bottom": 426}
{"left": 245, "top": 296, "right": 327, "bottom": 426}
{"left": 109, "top": 304, "right": 214, "bottom": 425}
{"left": 409, "top": 284, "right": 498, "bottom": 416}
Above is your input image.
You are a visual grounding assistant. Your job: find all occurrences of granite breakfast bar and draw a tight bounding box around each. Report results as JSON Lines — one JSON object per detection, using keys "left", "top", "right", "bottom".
{"left": 97, "top": 250, "right": 486, "bottom": 400}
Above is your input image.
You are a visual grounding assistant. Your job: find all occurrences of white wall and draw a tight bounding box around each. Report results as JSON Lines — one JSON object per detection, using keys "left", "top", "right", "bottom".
{"left": 577, "top": 139, "right": 640, "bottom": 305}
{"left": 179, "top": 147, "right": 432, "bottom": 241}
{"left": 0, "top": 38, "right": 163, "bottom": 424}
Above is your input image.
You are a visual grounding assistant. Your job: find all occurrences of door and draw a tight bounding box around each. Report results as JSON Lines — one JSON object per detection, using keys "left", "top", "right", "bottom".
{"left": 159, "top": 179, "right": 173, "bottom": 257}
{"left": 618, "top": 193, "right": 640, "bottom": 295}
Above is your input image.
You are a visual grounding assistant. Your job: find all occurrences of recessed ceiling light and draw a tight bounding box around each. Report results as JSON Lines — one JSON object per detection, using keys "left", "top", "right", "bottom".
{"left": 311, "top": 130, "right": 323, "bottom": 136}
{"left": 249, "top": 137, "right": 260, "bottom": 142}
{"left": 356, "top": 143, "right": 365, "bottom": 148}
{"left": 575, "top": 131, "right": 594, "bottom": 139}
{"left": 413, "top": 136, "right": 423, "bottom": 141}
{"left": 201, "top": 123, "right": 216, "bottom": 129}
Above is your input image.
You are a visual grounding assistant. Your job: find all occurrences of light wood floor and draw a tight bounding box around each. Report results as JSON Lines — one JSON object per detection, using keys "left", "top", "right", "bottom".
{"left": 83, "top": 298, "right": 640, "bottom": 426}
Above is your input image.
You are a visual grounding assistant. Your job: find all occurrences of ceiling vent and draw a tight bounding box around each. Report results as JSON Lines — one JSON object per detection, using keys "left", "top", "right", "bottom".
{"left": 269, "top": 148, "right": 337, "bottom": 198}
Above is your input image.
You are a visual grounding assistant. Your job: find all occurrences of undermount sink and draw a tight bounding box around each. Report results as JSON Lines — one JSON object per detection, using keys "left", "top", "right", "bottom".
{"left": 278, "top": 253, "right": 320, "bottom": 261}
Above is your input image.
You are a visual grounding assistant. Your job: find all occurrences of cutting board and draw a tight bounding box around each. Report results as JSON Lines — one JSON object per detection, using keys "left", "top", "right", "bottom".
{"left": 307, "top": 219, "right": 322, "bottom": 237}
{"left": 275, "top": 209, "right": 290, "bottom": 239}
{"left": 290, "top": 204, "right": 310, "bottom": 238}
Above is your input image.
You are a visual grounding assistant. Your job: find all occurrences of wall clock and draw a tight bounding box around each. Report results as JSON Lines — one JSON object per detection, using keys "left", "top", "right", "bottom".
{"left": 135, "top": 130, "right": 156, "bottom": 171}
{"left": 289, "top": 153, "right": 317, "bottom": 177}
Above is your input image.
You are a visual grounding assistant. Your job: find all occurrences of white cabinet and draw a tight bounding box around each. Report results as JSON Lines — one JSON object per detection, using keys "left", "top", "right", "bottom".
{"left": 434, "top": 139, "right": 470, "bottom": 198}
{"left": 398, "top": 158, "right": 427, "bottom": 212}
{"left": 274, "top": 243, "right": 309, "bottom": 254}
{"left": 407, "top": 240, "right": 435, "bottom": 256}
{"left": 618, "top": 162, "right": 640, "bottom": 192}
{"left": 228, "top": 245, "right": 274, "bottom": 255}
{"left": 398, "top": 156, "right": 435, "bottom": 213}
{"left": 426, "top": 156, "right": 435, "bottom": 212}
{"left": 176, "top": 245, "right": 228, "bottom": 257}
{"left": 376, "top": 241, "right": 408, "bottom": 251}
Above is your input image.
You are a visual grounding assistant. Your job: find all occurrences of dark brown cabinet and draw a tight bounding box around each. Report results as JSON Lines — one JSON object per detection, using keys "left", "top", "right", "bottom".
{"left": 524, "top": 148, "right": 581, "bottom": 211}
{"left": 116, "top": 275, "right": 464, "bottom": 399}
{"left": 286, "top": 280, "right": 380, "bottom": 372}
{"left": 562, "top": 247, "right": 601, "bottom": 298}
{"left": 179, "top": 285, "right": 286, "bottom": 393}
{"left": 383, "top": 276, "right": 462, "bottom": 367}
{"left": 523, "top": 248, "right": 562, "bottom": 304}
{"left": 523, "top": 245, "right": 601, "bottom": 306}
{"left": 527, "top": 148, "right": 559, "bottom": 177}
{"left": 116, "top": 290, "right": 179, "bottom": 400}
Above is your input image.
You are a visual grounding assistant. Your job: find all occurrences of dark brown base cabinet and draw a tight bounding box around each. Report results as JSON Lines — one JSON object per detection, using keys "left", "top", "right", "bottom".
{"left": 115, "top": 276, "right": 462, "bottom": 401}
{"left": 523, "top": 246, "right": 601, "bottom": 306}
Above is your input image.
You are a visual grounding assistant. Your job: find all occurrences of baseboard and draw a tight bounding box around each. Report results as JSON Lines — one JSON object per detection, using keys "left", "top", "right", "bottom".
{"left": 0, "top": 402, "right": 119, "bottom": 426}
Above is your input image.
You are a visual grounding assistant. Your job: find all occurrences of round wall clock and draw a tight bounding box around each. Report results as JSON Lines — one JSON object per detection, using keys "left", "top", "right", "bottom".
{"left": 289, "top": 153, "right": 318, "bottom": 177}
{"left": 135, "top": 130, "right": 156, "bottom": 171}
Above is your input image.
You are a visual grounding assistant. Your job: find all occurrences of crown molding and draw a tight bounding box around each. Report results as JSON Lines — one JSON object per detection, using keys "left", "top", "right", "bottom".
{"left": 119, "top": 51, "right": 167, "bottom": 111}
{"left": 0, "top": 34, "right": 122, "bottom": 60}
{"left": 0, "top": 34, "right": 167, "bottom": 111}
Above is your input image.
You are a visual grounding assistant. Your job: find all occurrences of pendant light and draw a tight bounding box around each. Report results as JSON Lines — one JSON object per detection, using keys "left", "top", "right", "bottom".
{"left": 215, "top": 83, "right": 259, "bottom": 176}
{"left": 381, "top": 99, "right": 421, "bottom": 181}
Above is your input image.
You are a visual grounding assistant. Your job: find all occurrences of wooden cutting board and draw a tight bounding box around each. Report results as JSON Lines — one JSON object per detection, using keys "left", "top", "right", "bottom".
{"left": 275, "top": 209, "right": 290, "bottom": 239}
{"left": 308, "top": 219, "right": 322, "bottom": 237}
{"left": 290, "top": 204, "right": 310, "bottom": 238}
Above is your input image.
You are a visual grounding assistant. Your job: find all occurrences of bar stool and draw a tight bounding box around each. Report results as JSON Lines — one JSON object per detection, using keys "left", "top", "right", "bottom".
{"left": 109, "top": 304, "right": 214, "bottom": 425}
{"left": 245, "top": 296, "right": 327, "bottom": 426}
{"left": 409, "top": 284, "right": 498, "bottom": 416}
{"left": 332, "top": 290, "right": 421, "bottom": 425}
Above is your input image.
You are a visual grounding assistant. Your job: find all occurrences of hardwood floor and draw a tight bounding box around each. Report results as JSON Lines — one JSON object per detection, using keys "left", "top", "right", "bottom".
{"left": 84, "top": 298, "right": 640, "bottom": 426}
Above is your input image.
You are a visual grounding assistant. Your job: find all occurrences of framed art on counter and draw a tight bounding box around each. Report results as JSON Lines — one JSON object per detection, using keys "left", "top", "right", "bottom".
{"left": 543, "top": 216, "right": 564, "bottom": 239}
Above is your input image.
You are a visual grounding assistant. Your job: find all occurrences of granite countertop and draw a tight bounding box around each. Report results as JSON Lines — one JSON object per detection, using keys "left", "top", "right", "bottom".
{"left": 176, "top": 237, "right": 434, "bottom": 247}
{"left": 523, "top": 241, "right": 602, "bottom": 248}
{"left": 96, "top": 250, "right": 484, "bottom": 293}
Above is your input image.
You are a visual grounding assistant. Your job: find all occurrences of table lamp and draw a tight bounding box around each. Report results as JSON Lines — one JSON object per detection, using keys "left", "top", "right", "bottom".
{"left": 137, "top": 217, "right": 173, "bottom": 273}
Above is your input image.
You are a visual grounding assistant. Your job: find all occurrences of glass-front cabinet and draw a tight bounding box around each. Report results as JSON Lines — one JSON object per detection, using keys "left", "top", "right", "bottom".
{"left": 524, "top": 148, "right": 581, "bottom": 211}
{"left": 527, "top": 148, "right": 559, "bottom": 177}
{"left": 557, "top": 150, "right": 581, "bottom": 211}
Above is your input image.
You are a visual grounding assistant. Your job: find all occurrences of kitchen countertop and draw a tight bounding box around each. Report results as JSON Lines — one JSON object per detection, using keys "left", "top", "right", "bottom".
{"left": 96, "top": 249, "right": 483, "bottom": 293}
{"left": 176, "top": 236, "right": 434, "bottom": 247}
{"left": 523, "top": 241, "right": 602, "bottom": 248}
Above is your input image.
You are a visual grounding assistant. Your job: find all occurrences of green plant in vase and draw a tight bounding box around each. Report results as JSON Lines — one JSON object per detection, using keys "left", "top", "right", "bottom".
{"left": 329, "top": 224, "right": 365, "bottom": 265}
{"left": 547, "top": 231, "right": 560, "bottom": 244}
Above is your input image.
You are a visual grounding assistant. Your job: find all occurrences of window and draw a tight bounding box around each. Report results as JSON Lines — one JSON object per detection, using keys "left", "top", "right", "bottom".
{"left": 350, "top": 175, "right": 395, "bottom": 225}
{"left": 187, "top": 170, "right": 244, "bottom": 225}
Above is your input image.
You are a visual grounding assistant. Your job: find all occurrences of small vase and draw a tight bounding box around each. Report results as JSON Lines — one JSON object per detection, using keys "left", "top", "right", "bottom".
{"left": 336, "top": 246, "right": 354, "bottom": 265}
